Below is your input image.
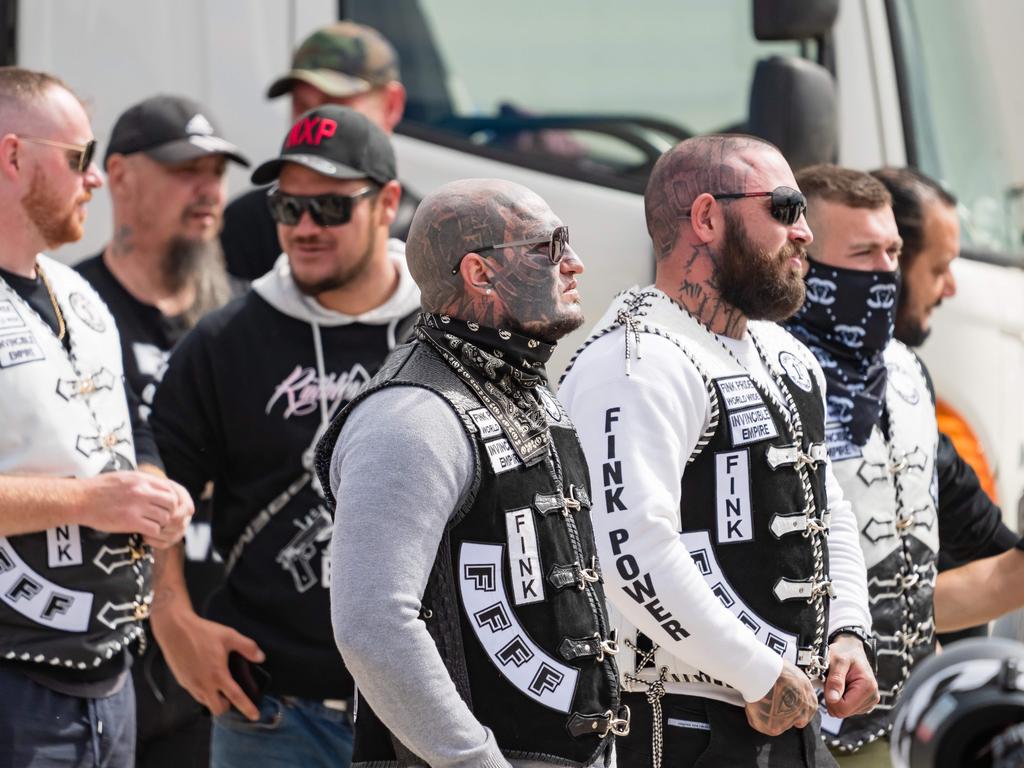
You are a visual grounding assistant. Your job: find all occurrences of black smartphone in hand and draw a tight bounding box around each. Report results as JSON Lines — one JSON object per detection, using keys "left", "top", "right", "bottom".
{"left": 228, "top": 651, "right": 271, "bottom": 708}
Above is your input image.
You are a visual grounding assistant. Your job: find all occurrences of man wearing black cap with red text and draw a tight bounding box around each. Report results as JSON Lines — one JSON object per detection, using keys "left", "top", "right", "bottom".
{"left": 148, "top": 105, "right": 420, "bottom": 768}
{"left": 76, "top": 94, "right": 249, "bottom": 768}
{"left": 221, "top": 21, "right": 416, "bottom": 282}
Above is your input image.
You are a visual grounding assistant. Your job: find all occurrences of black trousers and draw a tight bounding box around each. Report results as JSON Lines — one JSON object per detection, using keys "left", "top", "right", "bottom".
{"left": 618, "top": 692, "right": 838, "bottom": 768}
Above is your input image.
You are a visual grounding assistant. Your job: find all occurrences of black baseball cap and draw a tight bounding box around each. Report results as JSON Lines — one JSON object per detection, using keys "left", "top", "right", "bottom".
{"left": 104, "top": 95, "right": 250, "bottom": 169}
{"left": 250, "top": 105, "right": 396, "bottom": 186}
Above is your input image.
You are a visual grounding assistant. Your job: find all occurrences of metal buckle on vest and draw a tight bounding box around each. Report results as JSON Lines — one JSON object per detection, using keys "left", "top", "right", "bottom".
{"left": 559, "top": 632, "right": 620, "bottom": 663}
{"left": 769, "top": 509, "right": 827, "bottom": 538}
{"left": 766, "top": 442, "right": 827, "bottom": 471}
{"left": 56, "top": 369, "right": 115, "bottom": 400}
{"left": 797, "top": 646, "right": 829, "bottom": 677}
{"left": 567, "top": 706, "right": 631, "bottom": 738}
{"left": 773, "top": 577, "right": 835, "bottom": 603}
{"left": 548, "top": 559, "right": 603, "bottom": 591}
{"left": 533, "top": 488, "right": 583, "bottom": 517}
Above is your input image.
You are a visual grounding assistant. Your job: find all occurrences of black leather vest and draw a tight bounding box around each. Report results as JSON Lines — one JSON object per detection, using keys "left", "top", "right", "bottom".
{"left": 317, "top": 339, "right": 622, "bottom": 767}
{"left": 0, "top": 530, "right": 150, "bottom": 670}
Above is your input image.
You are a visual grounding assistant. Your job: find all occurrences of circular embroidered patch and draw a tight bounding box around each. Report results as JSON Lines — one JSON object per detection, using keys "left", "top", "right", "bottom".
{"left": 69, "top": 292, "right": 106, "bottom": 333}
{"left": 778, "top": 351, "right": 813, "bottom": 392}
{"left": 888, "top": 364, "right": 921, "bottom": 405}
{"left": 537, "top": 386, "right": 564, "bottom": 422}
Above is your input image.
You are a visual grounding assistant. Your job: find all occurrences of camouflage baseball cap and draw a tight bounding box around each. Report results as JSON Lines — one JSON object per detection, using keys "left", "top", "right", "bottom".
{"left": 266, "top": 22, "right": 400, "bottom": 100}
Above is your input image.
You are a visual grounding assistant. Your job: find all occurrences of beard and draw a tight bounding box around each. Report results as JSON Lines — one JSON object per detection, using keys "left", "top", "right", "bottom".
{"left": 895, "top": 308, "right": 931, "bottom": 347}
{"left": 161, "top": 237, "right": 232, "bottom": 328}
{"left": 716, "top": 210, "right": 806, "bottom": 322}
{"left": 289, "top": 225, "right": 379, "bottom": 297}
{"left": 505, "top": 308, "right": 584, "bottom": 344}
{"left": 21, "top": 168, "right": 88, "bottom": 248}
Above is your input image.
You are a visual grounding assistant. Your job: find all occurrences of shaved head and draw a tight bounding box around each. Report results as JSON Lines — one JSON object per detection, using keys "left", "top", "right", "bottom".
{"left": 406, "top": 178, "right": 584, "bottom": 341}
{"left": 644, "top": 134, "right": 779, "bottom": 259}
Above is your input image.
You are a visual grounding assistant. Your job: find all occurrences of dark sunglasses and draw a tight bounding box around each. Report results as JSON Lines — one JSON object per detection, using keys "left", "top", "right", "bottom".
{"left": 711, "top": 186, "right": 808, "bottom": 226}
{"left": 20, "top": 136, "right": 97, "bottom": 173}
{"left": 266, "top": 185, "right": 378, "bottom": 227}
{"left": 450, "top": 225, "right": 570, "bottom": 275}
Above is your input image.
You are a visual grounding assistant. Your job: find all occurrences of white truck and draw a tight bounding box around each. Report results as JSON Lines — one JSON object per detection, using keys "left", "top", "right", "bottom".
{"left": 14, "top": 0, "right": 1024, "bottom": 525}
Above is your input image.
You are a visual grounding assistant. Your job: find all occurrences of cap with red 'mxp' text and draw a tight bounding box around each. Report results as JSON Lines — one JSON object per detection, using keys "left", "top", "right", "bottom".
{"left": 250, "top": 105, "right": 396, "bottom": 186}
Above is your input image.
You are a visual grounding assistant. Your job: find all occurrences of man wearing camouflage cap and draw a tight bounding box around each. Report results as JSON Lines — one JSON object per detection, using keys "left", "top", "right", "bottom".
{"left": 222, "top": 21, "right": 415, "bottom": 282}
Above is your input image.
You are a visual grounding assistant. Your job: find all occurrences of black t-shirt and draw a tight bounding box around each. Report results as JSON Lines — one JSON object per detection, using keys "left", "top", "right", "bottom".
{"left": 76, "top": 254, "right": 224, "bottom": 606}
{"left": 76, "top": 255, "right": 191, "bottom": 421}
{"left": 220, "top": 182, "right": 421, "bottom": 282}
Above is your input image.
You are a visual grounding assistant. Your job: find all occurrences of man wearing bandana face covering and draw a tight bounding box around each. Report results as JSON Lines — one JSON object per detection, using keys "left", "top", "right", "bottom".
{"left": 787, "top": 164, "right": 1024, "bottom": 766}
{"left": 315, "top": 179, "right": 623, "bottom": 767}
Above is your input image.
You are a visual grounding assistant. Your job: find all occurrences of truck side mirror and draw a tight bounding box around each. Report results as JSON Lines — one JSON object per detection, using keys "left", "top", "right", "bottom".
{"left": 748, "top": 56, "right": 838, "bottom": 170}
{"left": 753, "top": 0, "right": 839, "bottom": 40}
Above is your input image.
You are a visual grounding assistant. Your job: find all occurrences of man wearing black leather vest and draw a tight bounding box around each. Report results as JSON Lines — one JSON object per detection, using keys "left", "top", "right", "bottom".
{"left": 0, "top": 67, "right": 192, "bottom": 767}
{"left": 561, "top": 136, "right": 877, "bottom": 768}
{"left": 786, "top": 164, "right": 1024, "bottom": 766}
{"left": 315, "top": 178, "right": 624, "bottom": 767}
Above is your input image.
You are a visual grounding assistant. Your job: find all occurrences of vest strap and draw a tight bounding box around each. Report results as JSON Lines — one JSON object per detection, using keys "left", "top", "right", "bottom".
{"left": 773, "top": 576, "right": 835, "bottom": 602}
{"left": 566, "top": 705, "right": 631, "bottom": 738}
{"left": 56, "top": 368, "right": 116, "bottom": 401}
{"left": 766, "top": 442, "right": 828, "bottom": 471}
{"left": 559, "top": 632, "right": 620, "bottom": 663}
{"left": 547, "top": 558, "right": 602, "bottom": 591}
{"left": 769, "top": 512, "right": 829, "bottom": 538}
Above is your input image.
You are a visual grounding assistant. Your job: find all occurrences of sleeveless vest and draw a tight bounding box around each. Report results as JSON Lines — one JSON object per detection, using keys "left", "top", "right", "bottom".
{"left": 0, "top": 255, "right": 149, "bottom": 670}
{"left": 565, "top": 289, "right": 833, "bottom": 701}
{"left": 316, "top": 336, "right": 624, "bottom": 767}
{"left": 821, "top": 339, "right": 938, "bottom": 752}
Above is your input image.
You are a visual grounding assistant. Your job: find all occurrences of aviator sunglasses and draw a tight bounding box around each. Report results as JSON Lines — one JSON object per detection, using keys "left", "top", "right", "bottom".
{"left": 450, "top": 224, "right": 570, "bottom": 275}
{"left": 709, "top": 186, "right": 807, "bottom": 226}
{"left": 266, "top": 185, "right": 378, "bottom": 227}
{"left": 19, "top": 136, "right": 97, "bottom": 173}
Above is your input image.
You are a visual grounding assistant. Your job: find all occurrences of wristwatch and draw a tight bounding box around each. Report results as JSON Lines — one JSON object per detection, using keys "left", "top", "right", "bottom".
{"left": 828, "top": 626, "right": 878, "bottom": 674}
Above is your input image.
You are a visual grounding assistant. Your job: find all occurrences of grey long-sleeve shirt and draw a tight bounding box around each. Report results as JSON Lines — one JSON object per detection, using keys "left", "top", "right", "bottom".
{"left": 329, "top": 386, "right": 612, "bottom": 768}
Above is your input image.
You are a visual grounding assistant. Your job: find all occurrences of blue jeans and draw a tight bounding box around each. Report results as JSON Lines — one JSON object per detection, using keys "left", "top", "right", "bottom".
{"left": 0, "top": 665, "right": 136, "bottom": 768}
{"left": 212, "top": 694, "right": 353, "bottom": 768}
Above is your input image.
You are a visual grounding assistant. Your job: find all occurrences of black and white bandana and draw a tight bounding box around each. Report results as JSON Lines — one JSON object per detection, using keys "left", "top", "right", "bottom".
{"left": 416, "top": 312, "right": 555, "bottom": 465}
{"left": 785, "top": 259, "right": 900, "bottom": 445}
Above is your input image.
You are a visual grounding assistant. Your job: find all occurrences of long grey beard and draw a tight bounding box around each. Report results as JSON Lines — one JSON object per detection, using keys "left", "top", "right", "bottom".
{"left": 162, "top": 238, "right": 233, "bottom": 328}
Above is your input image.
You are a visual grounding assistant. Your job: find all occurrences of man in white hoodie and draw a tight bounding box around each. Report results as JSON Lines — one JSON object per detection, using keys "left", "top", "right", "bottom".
{"left": 148, "top": 106, "right": 420, "bottom": 768}
{"left": 560, "top": 135, "right": 877, "bottom": 767}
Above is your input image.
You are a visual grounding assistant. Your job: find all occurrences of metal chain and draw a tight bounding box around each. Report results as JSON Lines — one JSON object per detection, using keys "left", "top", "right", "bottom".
{"left": 624, "top": 638, "right": 668, "bottom": 768}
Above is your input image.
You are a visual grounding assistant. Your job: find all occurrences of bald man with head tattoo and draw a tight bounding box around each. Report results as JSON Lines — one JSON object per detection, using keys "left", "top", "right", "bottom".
{"left": 314, "top": 179, "right": 625, "bottom": 768}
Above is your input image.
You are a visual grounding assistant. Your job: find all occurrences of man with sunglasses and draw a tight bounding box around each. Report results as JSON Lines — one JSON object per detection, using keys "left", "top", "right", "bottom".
{"left": 314, "top": 177, "right": 623, "bottom": 767}
{"left": 784, "top": 165, "right": 1024, "bottom": 766}
{"left": 148, "top": 105, "right": 419, "bottom": 767}
{"left": 221, "top": 21, "right": 417, "bottom": 282}
{"left": 0, "top": 68, "right": 194, "bottom": 767}
{"left": 560, "top": 135, "right": 876, "bottom": 768}
{"left": 74, "top": 94, "right": 249, "bottom": 768}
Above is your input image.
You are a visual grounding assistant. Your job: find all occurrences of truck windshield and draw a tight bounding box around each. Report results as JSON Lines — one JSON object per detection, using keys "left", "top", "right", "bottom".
{"left": 365, "top": 0, "right": 805, "bottom": 188}
{"left": 890, "top": 0, "right": 1024, "bottom": 261}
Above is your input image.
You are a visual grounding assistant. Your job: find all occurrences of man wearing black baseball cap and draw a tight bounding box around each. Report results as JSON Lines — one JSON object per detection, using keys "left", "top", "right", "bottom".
{"left": 221, "top": 21, "right": 418, "bottom": 283}
{"left": 76, "top": 93, "right": 249, "bottom": 768}
{"left": 148, "top": 105, "right": 421, "bottom": 768}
